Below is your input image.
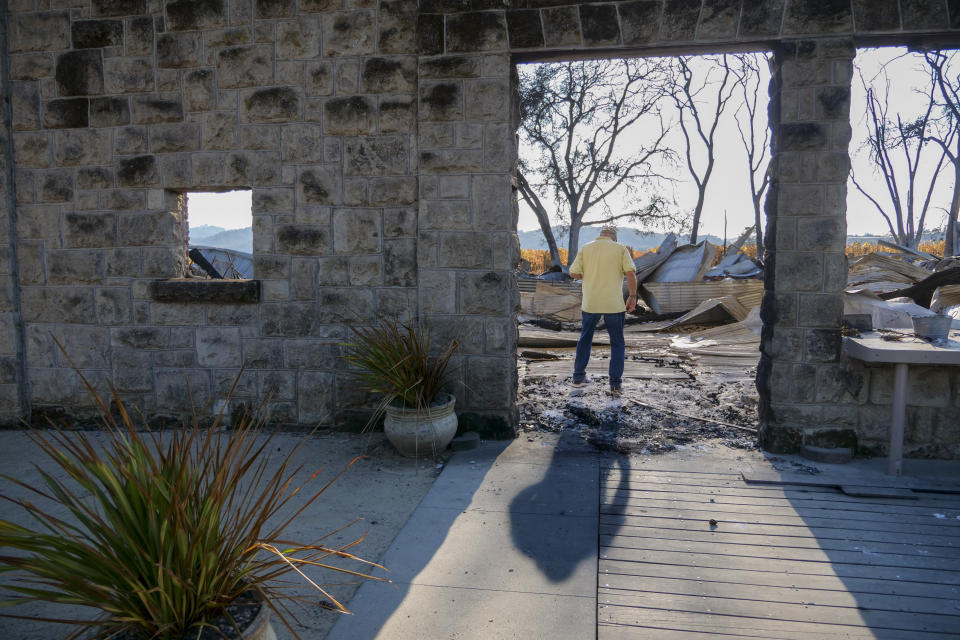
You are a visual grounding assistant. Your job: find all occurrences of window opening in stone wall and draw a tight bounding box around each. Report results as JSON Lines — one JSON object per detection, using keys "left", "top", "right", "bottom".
{"left": 185, "top": 190, "right": 254, "bottom": 279}
{"left": 846, "top": 47, "right": 960, "bottom": 290}
{"left": 512, "top": 53, "right": 770, "bottom": 453}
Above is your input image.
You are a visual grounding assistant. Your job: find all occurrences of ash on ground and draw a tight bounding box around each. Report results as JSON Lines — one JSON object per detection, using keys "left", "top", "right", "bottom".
{"left": 518, "top": 355, "right": 760, "bottom": 455}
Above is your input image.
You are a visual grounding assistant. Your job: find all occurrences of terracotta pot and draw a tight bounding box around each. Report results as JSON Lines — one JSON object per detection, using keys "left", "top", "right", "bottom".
{"left": 383, "top": 393, "right": 458, "bottom": 457}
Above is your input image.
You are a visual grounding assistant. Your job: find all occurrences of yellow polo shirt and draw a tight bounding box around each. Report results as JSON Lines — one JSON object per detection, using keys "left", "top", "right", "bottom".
{"left": 569, "top": 236, "right": 636, "bottom": 313}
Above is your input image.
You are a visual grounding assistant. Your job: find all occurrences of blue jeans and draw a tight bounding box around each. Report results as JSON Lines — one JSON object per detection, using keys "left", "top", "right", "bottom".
{"left": 573, "top": 311, "right": 625, "bottom": 388}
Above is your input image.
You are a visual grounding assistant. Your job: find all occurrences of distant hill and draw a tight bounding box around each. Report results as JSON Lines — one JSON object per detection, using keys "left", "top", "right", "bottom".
{"left": 517, "top": 227, "right": 725, "bottom": 251}
{"left": 189, "top": 226, "right": 252, "bottom": 254}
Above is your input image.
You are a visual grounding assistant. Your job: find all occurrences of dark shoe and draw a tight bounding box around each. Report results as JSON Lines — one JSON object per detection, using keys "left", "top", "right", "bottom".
{"left": 571, "top": 378, "right": 589, "bottom": 388}
{"left": 609, "top": 387, "right": 622, "bottom": 398}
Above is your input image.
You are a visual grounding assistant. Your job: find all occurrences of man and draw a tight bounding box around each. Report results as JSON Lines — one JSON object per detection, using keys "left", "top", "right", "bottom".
{"left": 568, "top": 226, "right": 638, "bottom": 397}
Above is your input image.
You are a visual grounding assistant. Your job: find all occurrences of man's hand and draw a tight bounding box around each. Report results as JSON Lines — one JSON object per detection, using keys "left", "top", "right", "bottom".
{"left": 626, "top": 295, "right": 637, "bottom": 313}
{"left": 570, "top": 272, "right": 582, "bottom": 280}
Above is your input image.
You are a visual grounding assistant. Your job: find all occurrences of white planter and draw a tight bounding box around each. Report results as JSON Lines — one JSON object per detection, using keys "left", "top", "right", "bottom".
{"left": 383, "top": 393, "right": 458, "bottom": 457}
{"left": 243, "top": 601, "right": 277, "bottom": 640}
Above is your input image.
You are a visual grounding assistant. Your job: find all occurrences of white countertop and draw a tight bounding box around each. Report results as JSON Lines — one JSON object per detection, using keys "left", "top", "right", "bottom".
{"left": 843, "top": 330, "right": 960, "bottom": 365}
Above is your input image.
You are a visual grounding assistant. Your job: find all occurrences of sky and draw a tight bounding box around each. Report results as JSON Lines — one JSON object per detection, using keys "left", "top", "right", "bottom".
{"left": 516, "top": 48, "right": 957, "bottom": 240}
{"left": 186, "top": 190, "right": 252, "bottom": 230}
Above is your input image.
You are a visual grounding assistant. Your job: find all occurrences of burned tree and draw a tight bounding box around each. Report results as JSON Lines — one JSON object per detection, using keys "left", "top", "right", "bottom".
{"left": 850, "top": 57, "right": 949, "bottom": 249}
{"left": 517, "top": 58, "right": 677, "bottom": 266}
{"left": 923, "top": 50, "right": 960, "bottom": 256}
{"left": 732, "top": 53, "right": 772, "bottom": 257}
{"left": 670, "top": 55, "right": 739, "bottom": 245}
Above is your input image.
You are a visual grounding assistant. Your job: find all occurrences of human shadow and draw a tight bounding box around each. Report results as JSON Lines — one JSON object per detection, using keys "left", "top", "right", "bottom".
{"left": 508, "top": 431, "right": 630, "bottom": 584}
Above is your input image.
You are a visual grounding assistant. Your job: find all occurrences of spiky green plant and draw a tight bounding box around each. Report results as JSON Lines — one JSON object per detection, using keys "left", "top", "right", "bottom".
{"left": 0, "top": 375, "right": 387, "bottom": 640}
{"left": 341, "top": 317, "right": 459, "bottom": 413}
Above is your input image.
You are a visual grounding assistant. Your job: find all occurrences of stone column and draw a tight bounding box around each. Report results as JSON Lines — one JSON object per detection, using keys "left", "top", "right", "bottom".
{"left": 416, "top": 9, "right": 519, "bottom": 436}
{"left": 757, "top": 39, "right": 854, "bottom": 452}
{"left": 0, "top": 6, "right": 27, "bottom": 424}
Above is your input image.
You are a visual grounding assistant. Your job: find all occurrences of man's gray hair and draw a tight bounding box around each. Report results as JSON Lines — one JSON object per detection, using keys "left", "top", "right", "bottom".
{"left": 600, "top": 225, "right": 618, "bottom": 240}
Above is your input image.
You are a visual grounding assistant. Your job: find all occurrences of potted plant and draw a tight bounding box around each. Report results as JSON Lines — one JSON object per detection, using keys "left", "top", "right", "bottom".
{"left": 341, "top": 317, "right": 460, "bottom": 457}
{"left": 0, "top": 376, "right": 386, "bottom": 640}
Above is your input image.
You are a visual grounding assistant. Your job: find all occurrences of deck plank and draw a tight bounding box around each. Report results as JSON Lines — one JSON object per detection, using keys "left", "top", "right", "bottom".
{"left": 598, "top": 466, "right": 960, "bottom": 640}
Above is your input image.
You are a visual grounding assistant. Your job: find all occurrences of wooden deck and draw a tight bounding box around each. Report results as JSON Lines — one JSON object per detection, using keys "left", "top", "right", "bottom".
{"left": 598, "top": 466, "right": 960, "bottom": 639}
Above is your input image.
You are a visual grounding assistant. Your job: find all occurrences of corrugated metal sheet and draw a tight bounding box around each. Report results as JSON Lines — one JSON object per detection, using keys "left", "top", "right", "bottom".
{"left": 643, "top": 279, "right": 764, "bottom": 314}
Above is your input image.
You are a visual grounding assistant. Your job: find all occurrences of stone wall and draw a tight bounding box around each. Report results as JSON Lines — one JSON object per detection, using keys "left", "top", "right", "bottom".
{"left": 3, "top": 0, "right": 960, "bottom": 448}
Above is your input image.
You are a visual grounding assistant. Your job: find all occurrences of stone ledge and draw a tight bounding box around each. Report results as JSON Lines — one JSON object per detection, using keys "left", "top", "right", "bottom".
{"left": 149, "top": 279, "right": 260, "bottom": 303}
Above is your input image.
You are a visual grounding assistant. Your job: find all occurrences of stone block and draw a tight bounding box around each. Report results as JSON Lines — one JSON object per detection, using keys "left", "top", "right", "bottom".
{"left": 362, "top": 57, "right": 416, "bottom": 93}
{"left": 347, "top": 256, "right": 382, "bottom": 286}
{"left": 115, "top": 155, "right": 160, "bottom": 187}
{"left": 421, "top": 199, "right": 470, "bottom": 230}
{"left": 13, "top": 132, "right": 52, "bottom": 168}
{"left": 102, "top": 189, "right": 146, "bottom": 210}
{"left": 459, "top": 271, "right": 511, "bottom": 315}
{"left": 465, "top": 356, "right": 513, "bottom": 410}
{"left": 197, "top": 327, "right": 242, "bottom": 368}
{"left": 47, "top": 250, "right": 104, "bottom": 284}
{"left": 39, "top": 170, "right": 73, "bottom": 202}
{"left": 156, "top": 369, "right": 212, "bottom": 412}
{"left": 417, "top": 14, "right": 444, "bottom": 55}
{"left": 343, "top": 136, "right": 408, "bottom": 176}
{"left": 182, "top": 69, "right": 216, "bottom": 112}
{"left": 484, "top": 122, "right": 516, "bottom": 171}
{"left": 217, "top": 45, "right": 274, "bottom": 88}
{"left": 419, "top": 123, "right": 455, "bottom": 149}
{"left": 10, "top": 53, "right": 54, "bottom": 81}
{"left": 96, "top": 287, "right": 131, "bottom": 324}
{"left": 383, "top": 208, "right": 416, "bottom": 238}
{"left": 156, "top": 32, "right": 203, "bottom": 69}
{"left": 305, "top": 61, "right": 334, "bottom": 96}
{"left": 370, "top": 177, "right": 417, "bottom": 207}
{"left": 298, "top": 371, "right": 334, "bottom": 425}
{"left": 276, "top": 224, "right": 331, "bottom": 256}
{"left": 29, "top": 368, "right": 78, "bottom": 406}
{"left": 226, "top": 151, "right": 280, "bottom": 186}
{"left": 258, "top": 369, "right": 295, "bottom": 399}
{"left": 288, "top": 258, "right": 316, "bottom": 299}
{"left": 506, "top": 9, "right": 544, "bottom": 49}
{"left": 784, "top": 0, "right": 853, "bottom": 34}
{"left": 902, "top": 0, "right": 949, "bottom": 29}
{"left": 419, "top": 81, "right": 463, "bottom": 122}
{"left": 71, "top": 19, "right": 123, "bottom": 49}
{"left": 697, "top": 0, "right": 741, "bottom": 39}
{"left": 252, "top": 188, "right": 294, "bottom": 216}
{"left": 419, "top": 269, "right": 456, "bottom": 314}
{"left": 16, "top": 204, "right": 60, "bottom": 240}
{"left": 464, "top": 79, "right": 508, "bottom": 121}
{"left": 419, "top": 149, "right": 484, "bottom": 173}
{"left": 16, "top": 241, "right": 45, "bottom": 286}
{"left": 383, "top": 238, "right": 416, "bottom": 286}
{"left": 256, "top": 0, "right": 296, "bottom": 18}
{"left": 64, "top": 212, "right": 117, "bottom": 248}
{"left": 53, "top": 129, "right": 110, "bottom": 167}
{"left": 456, "top": 123, "right": 483, "bottom": 148}
{"left": 579, "top": 3, "right": 620, "bottom": 45}
{"left": 739, "top": 0, "right": 786, "bottom": 36}
{"left": 472, "top": 174, "right": 514, "bottom": 230}
{"left": 167, "top": 0, "right": 227, "bottom": 31}
{"left": 438, "top": 232, "right": 492, "bottom": 269}
{"left": 798, "top": 293, "right": 843, "bottom": 328}
{"left": 298, "top": 166, "right": 342, "bottom": 205}
{"left": 110, "top": 326, "right": 169, "bottom": 350}
{"left": 762, "top": 326, "right": 803, "bottom": 360}
{"left": 323, "top": 10, "right": 375, "bottom": 56}
{"left": 43, "top": 98, "right": 89, "bottom": 129}
{"left": 800, "top": 444, "right": 853, "bottom": 464}
{"left": 126, "top": 16, "right": 154, "bottom": 55}
{"left": 148, "top": 124, "right": 199, "bottom": 153}
{"left": 278, "top": 18, "right": 322, "bottom": 59}
{"left": 815, "top": 361, "right": 867, "bottom": 404}
{"left": 21, "top": 287, "right": 96, "bottom": 323}
{"left": 9, "top": 11, "right": 71, "bottom": 53}
{"left": 439, "top": 175, "right": 468, "bottom": 199}
{"left": 446, "top": 11, "right": 507, "bottom": 52}
{"left": 484, "top": 316, "right": 515, "bottom": 355}
{"left": 323, "top": 96, "right": 377, "bottom": 135}
{"left": 89, "top": 96, "right": 131, "bottom": 127}
{"left": 660, "top": 0, "right": 700, "bottom": 40}
{"left": 201, "top": 112, "right": 239, "bottom": 149}
{"left": 259, "top": 302, "right": 317, "bottom": 337}
{"left": 283, "top": 340, "right": 337, "bottom": 369}
{"left": 420, "top": 55, "right": 481, "bottom": 80}
{"left": 92, "top": 0, "right": 145, "bottom": 16}
{"left": 804, "top": 328, "right": 841, "bottom": 363}
{"left": 132, "top": 97, "right": 183, "bottom": 124}
{"left": 253, "top": 255, "right": 290, "bottom": 280}
{"left": 378, "top": 0, "right": 417, "bottom": 54}
{"left": 773, "top": 251, "right": 823, "bottom": 292}
{"left": 316, "top": 288, "right": 375, "bottom": 324}
{"left": 242, "top": 87, "right": 301, "bottom": 122}
{"left": 541, "top": 6, "right": 580, "bottom": 47}
{"left": 333, "top": 209, "right": 381, "bottom": 254}
{"left": 115, "top": 126, "right": 148, "bottom": 154}
{"left": 117, "top": 211, "right": 175, "bottom": 246}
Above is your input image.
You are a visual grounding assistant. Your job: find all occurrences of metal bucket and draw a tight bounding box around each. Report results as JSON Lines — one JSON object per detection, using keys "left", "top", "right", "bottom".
{"left": 912, "top": 314, "right": 953, "bottom": 342}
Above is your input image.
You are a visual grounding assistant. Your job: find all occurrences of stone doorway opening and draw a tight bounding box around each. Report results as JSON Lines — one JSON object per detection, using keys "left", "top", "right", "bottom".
{"left": 183, "top": 190, "right": 253, "bottom": 279}
{"left": 512, "top": 51, "right": 772, "bottom": 453}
